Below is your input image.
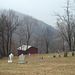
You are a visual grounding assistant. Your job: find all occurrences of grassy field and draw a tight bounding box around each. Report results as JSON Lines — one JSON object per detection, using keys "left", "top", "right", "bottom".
{"left": 0, "top": 52, "right": 75, "bottom": 75}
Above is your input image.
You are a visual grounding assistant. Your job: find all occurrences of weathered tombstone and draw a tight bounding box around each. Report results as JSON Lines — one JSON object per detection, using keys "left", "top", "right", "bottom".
{"left": 29, "top": 53, "right": 31, "bottom": 57}
{"left": 64, "top": 52, "right": 68, "bottom": 57}
{"left": 59, "top": 55, "right": 61, "bottom": 57}
{"left": 53, "top": 55, "right": 56, "bottom": 58}
{"left": 8, "top": 53, "right": 13, "bottom": 63}
{"left": 26, "top": 60, "right": 29, "bottom": 64}
{"left": 18, "top": 54, "right": 25, "bottom": 63}
{"left": 72, "top": 52, "right": 75, "bottom": 56}
{"left": 48, "top": 56, "right": 51, "bottom": 58}
{"left": 40, "top": 56, "right": 43, "bottom": 61}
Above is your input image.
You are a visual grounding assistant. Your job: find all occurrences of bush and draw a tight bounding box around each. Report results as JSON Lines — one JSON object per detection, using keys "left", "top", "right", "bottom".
{"left": 64, "top": 52, "right": 68, "bottom": 57}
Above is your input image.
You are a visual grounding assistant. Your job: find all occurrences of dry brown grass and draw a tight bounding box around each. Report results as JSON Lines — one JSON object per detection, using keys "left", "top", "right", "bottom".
{"left": 0, "top": 52, "right": 75, "bottom": 75}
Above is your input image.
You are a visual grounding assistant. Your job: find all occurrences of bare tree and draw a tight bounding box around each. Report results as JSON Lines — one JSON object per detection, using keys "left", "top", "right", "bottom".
{"left": 6, "top": 10, "right": 20, "bottom": 56}
{"left": 36, "top": 30, "right": 46, "bottom": 54}
{"left": 35, "top": 26, "right": 53, "bottom": 54}
{"left": 0, "top": 13, "right": 7, "bottom": 57}
{"left": 0, "top": 10, "right": 20, "bottom": 57}
{"left": 43, "top": 27, "right": 53, "bottom": 54}
{"left": 56, "top": 0, "right": 74, "bottom": 51}
{"left": 0, "top": 23, "right": 2, "bottom": 58}
{"left": 18, "top": 16, "right": 37, "bottom": 54}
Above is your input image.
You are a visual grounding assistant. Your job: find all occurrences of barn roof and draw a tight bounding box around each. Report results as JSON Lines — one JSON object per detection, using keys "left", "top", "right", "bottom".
{"left": 17, "top": 45, "right": 31, "bottom": 51}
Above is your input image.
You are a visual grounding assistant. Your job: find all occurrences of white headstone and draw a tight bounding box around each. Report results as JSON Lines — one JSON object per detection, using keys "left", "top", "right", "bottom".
{"left": 29, "top": 53, "right": 31, "bottom": 57}
{"left": 8, "top": 53, "right": 13, "bottom": 63}
{"left": 48, "top": 56, "right": 51, "bottom": 58}
{"left": 18, "top": 54, "right": 25, "bottom": 63}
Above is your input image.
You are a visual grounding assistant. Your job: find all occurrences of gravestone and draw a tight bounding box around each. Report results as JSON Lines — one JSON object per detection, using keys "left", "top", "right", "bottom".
{"left": 64, "top": 52, "right": 68, "bottom": 57}
{"left": 72, "top": 52, "right": 75, "bottom": 56}
{"left": 48, "top": 56, "right": 51, "bottom": 58}
{"left": 18, "top": 54, "right": 25, "bottom": 63}
{"left": 40, "top": 56, "right": 43, "bottom": 61}
{"left": 8, "top": 53, "right": 13, "bottom": 63}
{"left": 29, "top": 53, "right": 31, "bottom": 57}
{"left": 26, "top": 60, "right": 29, "bottom": 64}
{"left": 59, "top": 55, "right": 61, "bottom": 57}
{"left": 53, "top": 55, "right": 56, "bottom": 58}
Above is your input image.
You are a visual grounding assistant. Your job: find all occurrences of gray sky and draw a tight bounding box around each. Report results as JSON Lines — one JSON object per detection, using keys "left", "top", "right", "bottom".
{"left": 0, "top": 0, "right": 74, "bottom": 27}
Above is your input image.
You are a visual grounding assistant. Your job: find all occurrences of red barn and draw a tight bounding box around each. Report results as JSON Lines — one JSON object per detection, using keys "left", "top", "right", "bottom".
{"left": 17, "top": 45, "right": 38, "bottom": 56}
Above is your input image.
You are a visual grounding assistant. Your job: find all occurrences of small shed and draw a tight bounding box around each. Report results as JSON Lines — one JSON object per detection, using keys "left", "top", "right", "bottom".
{"left": 17, "top": 45, "right": 38, "bottom": 56}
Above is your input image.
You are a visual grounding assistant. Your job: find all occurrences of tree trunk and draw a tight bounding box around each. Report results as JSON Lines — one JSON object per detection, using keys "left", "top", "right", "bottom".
{"left": 9, "top": 34, "right": 12, "bottom": 54}
{"left": 46, "top": 41, "right": 49, "bottom": 54}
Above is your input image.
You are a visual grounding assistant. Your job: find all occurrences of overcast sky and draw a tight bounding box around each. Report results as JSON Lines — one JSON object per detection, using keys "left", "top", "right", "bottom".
{"left": 0, "top": 0, "right": 75, "bottom": 27}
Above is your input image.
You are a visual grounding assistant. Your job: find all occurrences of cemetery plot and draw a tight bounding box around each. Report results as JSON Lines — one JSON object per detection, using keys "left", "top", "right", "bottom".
{"left": 0, "top": 52, "right": 75, "bottom": 75}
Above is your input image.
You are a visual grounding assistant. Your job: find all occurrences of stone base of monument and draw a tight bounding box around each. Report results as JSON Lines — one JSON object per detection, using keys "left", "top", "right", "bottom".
{"left": 18, "top": 61, "right": 24, "bottom": 64}
{"left": 8, "top": 60, "right": 12, "bottom": 63}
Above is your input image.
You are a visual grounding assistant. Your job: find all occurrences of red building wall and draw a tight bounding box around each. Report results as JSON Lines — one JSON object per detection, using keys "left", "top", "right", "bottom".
{"left": 18, "top": 47, "right": 38, "bottom": 56}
